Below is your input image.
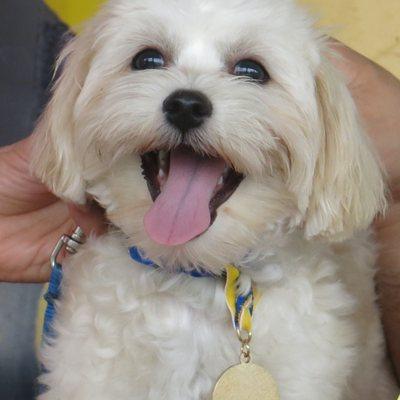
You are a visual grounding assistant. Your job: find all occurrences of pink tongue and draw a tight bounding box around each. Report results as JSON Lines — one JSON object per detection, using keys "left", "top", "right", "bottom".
{"left": 144, "top": 147, "right": 226, "bottom": 246}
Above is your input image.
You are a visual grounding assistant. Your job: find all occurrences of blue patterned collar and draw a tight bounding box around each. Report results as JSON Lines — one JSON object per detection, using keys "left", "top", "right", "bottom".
{"left": 129, "top": 246, "right": 214, "bottom": 278}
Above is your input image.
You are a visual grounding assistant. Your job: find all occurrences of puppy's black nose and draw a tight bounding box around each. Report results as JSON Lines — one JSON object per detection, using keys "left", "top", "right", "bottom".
{"left": 163, "top": 90, "right": 212, "bottom": 132}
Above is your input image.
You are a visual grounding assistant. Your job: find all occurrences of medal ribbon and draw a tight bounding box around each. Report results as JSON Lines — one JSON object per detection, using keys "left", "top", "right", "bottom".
{"left": 224, "top": 264, "right": 255, "bottom": 335}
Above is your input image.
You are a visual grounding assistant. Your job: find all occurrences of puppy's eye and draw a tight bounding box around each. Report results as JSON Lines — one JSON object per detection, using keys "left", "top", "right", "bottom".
{"left": 132, "top": 49, "right": 165, "bottom": 70}
{"left": 233, "top": 59, "right": 270, "bottom": 83}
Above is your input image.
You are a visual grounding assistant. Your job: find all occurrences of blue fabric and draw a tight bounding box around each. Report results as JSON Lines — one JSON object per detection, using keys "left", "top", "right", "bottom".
{"left": 40, "top": 264, "right": 63, "bottom": 395}
{"left": 129, "top": 246, "right": 155, "bottom": 266}
{"left": 234, "top": 292, "right": 253, "bottom": 329}
{"left": 128, "top": 246, "right": 213, "bottom": 278}
{"left": 43, "top": 263, "right": 63, "bottom": 339}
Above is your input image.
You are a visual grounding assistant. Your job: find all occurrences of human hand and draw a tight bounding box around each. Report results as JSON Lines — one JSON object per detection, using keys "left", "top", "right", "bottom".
{"left": 0, "top": 135, "right": 105, "bottom": 283}
{"left": 331, "top": 41, "right": 400, "bottom": 382}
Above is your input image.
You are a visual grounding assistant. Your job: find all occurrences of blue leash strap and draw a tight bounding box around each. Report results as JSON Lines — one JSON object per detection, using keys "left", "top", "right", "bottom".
{"left": 39, "top": 267, "right": 63, "bottom": 394}
{"left": 43, "top": 263, "right": 63, "bottom": 339}
{"left": 42, "top": 228, "right": 86, "bottom": 340}
{"left": 129, "top": 247, "right": 154, "bottom": 266}
{"left": 129, "top": 246, "right": 214, "bottom": 278}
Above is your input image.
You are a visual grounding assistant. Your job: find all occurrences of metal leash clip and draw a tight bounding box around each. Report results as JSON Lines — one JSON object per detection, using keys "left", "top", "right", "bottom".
{"left": 50, "top": 227, "right": 86, "bottom": 269}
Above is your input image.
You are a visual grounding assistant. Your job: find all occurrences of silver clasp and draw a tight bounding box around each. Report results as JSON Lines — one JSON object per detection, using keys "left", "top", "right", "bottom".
{"left": 50, "top": 227, "right": 86, "bottom": 269}
{"left": 237, "top": 329, "right": 252, "bottom": 364}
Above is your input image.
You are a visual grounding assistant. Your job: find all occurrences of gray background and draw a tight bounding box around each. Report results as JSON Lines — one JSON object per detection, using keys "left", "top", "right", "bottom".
{"left": 0, "top": 1, "right": 67, "bottom": 398}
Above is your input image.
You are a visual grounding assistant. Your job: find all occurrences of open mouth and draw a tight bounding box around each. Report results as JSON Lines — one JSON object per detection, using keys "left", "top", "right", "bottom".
{"left": 141, "top": 146, "right": 243, "bottom": 246}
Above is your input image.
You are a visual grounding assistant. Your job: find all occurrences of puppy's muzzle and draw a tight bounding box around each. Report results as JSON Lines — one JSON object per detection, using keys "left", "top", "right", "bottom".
{"left": 163, "top": 89, "right": 212, "bottom": 133}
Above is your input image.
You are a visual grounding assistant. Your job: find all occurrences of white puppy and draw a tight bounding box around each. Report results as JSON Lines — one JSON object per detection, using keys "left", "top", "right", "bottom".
{"left": 33, "top": 0, "right": 398, "bottom": 399}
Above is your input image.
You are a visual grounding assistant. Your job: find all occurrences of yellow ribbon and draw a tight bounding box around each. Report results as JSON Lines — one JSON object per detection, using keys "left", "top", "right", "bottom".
{"left": 224, "top": 264, "right": 254, "bottom": 334}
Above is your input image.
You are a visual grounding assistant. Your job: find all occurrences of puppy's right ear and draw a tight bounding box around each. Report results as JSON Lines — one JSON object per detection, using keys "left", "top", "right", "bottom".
{"left": 304, "top": 56, "right": 386, "bottom": 240}
{"left": 32, "top": 34, "right": 92, "bottom": 204}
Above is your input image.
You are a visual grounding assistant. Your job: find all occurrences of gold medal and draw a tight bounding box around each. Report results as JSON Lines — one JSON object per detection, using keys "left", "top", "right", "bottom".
{"left": 213, "top": 363, "right": 279, "bottom": 400}
{"left": 215, "top": 265, "right": 280, "bottom": 400}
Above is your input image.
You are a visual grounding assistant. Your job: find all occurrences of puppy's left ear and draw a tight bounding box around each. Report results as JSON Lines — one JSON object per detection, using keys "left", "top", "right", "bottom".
{"left": 304, "top": 58, "right": 387, "bottom": 240}
{"left": 31, "top": 31, "right": 94, "bottom": 204}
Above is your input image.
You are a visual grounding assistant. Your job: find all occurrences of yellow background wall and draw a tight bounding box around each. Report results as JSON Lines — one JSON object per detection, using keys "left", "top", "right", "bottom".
{"left": 301, "top": 0, "right": 400, "bottom": 77}
{"left": 45, "top": 0, "right": 399, "bottom": 77}
{"left": 44, "top": 0, "right": 103, "bottom": 28}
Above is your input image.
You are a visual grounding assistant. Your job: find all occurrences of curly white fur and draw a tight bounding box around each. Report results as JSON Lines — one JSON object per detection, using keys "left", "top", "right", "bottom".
{"left": 32, "top": 0, "right": 398, "bottom": 398}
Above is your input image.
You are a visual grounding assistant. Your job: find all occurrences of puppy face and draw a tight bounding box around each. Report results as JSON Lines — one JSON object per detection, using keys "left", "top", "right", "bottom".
{"left": 33, "top": 0, "right": 386, "bottom": 271}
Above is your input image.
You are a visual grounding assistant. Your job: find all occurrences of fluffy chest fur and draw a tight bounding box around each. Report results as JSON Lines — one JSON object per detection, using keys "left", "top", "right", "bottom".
{"left": 39, "top": 234, "right": 396, "bottom": 400}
